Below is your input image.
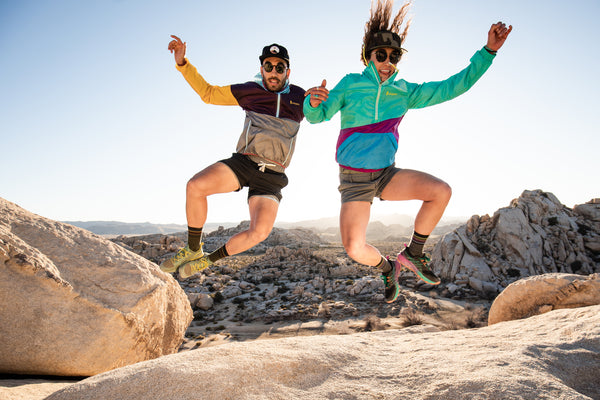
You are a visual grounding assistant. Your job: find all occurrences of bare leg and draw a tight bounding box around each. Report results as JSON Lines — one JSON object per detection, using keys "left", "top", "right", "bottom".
{"left": 162, "top": 162, "right": 243, "bottom": 275}
{"left": 224, "top": 196, "right": 279, "bottom": 255}
{"left": 185, "top": 162, "right": 240, "bottom": 228}
{"left": 380, "top": 169, "right": 452, "bottom": 235}
{"left": 340, "top": 201, "right": 383, "bottom": 266}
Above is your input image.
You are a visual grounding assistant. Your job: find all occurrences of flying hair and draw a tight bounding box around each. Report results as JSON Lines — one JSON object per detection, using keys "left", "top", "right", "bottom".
{"left": 361, "top": 0, "right": 412, "bottom": 66}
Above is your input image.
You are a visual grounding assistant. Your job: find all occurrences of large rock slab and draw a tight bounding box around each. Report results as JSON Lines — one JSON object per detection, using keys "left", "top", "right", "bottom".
{"left": 0, "top": 198, "right": 193, "bottom": 376}
{"left": 46, "top": 305, "right": 600, "bottom": 400}
{"left": 488, "top": 273, "right": 600, "bottom": 325}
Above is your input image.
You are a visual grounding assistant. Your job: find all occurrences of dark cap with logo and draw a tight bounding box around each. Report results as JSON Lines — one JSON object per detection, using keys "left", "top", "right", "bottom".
{"left": 259, "top": 44, "right": 290, "bottom": 66}
{"left": 365, "top": 31, "right": 403, "bottom": 53}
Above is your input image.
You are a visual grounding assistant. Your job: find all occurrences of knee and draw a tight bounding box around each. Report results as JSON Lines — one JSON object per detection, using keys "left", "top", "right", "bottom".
{"left": 436, "top": 181, "right": 452, "bottom": 204}
{"left": 247, "top": 226, "right": 272, "bottom": 244}
{"left": 343, "top": 238, "right": 364, "bottom": 261}
{"left": 186, "top": 177, "right": 206, "bottom": 197}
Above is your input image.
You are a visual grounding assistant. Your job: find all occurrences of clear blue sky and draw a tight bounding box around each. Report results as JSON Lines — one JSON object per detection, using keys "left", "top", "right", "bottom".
{"left": 1, "top": 0, "right": 599, "bottom": 225}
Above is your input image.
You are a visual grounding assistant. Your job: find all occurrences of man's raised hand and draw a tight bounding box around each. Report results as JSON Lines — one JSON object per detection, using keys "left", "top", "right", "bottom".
{"left": 168, "top": 35, "right": 186, "bottom": 66}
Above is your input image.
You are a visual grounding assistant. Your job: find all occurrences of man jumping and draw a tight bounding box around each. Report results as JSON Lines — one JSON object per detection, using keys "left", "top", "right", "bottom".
{"left": 161, "top": 36, "right": 305, "bottom": 279}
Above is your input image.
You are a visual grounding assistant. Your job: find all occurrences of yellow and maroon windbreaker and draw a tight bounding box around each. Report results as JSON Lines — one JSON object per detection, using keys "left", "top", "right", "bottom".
{"left": 177, "top": 59, "right": 305, "bottom": 172}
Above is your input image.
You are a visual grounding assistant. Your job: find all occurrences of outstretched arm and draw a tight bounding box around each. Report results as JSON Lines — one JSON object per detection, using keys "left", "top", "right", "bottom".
{"left": 168, "top": 35, "right": 187, "bottom": 66}
{"left": 303, "top": 77, "right": 348, "bottom": 124}
{"left": 486, "top": 22, "right": 512, "bottom": 52}
{"left": 169, "top": 35, "right": 237, "bottom": 106}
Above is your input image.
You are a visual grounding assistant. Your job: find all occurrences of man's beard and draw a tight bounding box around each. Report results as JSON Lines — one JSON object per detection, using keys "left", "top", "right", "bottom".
{"left": 263, "top": 76, "right": 286, "bottom": 92}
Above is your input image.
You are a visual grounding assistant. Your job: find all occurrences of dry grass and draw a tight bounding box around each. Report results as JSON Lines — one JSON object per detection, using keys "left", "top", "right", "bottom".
{"left": 465, "top": 307, "right": 488, "bottom": 328}
{"left": 364, "top": 315, "right": 387, "bottom": 331}
{"left": 401, "top": 309, "right": 424, "bottom": 327}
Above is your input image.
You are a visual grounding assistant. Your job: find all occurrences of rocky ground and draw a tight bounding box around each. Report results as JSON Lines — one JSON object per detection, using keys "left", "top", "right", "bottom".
{"left": 112, "top": 224, "right": 492, "bottom": 351}
{"left": 114, "top": 192, "right": 600, "bottom": 352}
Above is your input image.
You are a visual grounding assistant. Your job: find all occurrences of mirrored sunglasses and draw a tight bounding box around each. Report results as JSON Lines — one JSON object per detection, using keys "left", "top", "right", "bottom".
{"left": 375, "top": 49, "right": 401, "bottom": 64}
{"left": 263, "top": 61, "right": 287, "bottom": 74}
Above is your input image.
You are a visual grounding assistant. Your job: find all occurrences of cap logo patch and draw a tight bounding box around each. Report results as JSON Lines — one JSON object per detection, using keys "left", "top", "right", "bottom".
{"left": 377, "top": 32, "right": 400, "bottom": 47}
{"left": 270, "top": 45, "right": 280, "bottom": 54}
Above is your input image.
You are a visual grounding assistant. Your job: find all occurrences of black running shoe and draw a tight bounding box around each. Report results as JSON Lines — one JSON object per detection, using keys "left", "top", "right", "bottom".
{"left": 397, "top": 244, "right": 441, "bottom": 285}
{"left": 381, "top": 257, "right": 400, "bottom": 303}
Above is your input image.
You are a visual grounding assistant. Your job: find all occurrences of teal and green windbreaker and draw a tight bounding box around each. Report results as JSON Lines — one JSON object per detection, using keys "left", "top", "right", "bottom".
{"left": 303, "top": 47, "right": 496, "bottom": 171}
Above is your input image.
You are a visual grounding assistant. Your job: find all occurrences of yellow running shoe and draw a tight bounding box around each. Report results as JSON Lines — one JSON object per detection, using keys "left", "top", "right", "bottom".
{"left": 178, "top": 256, "right": 213, "bottom": 279}
{"left": 160, "top": 245, "right": 204, "bottom": 273}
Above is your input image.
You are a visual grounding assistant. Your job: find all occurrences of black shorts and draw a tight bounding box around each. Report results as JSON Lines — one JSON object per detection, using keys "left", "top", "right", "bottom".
{"left": 219, "top": 153, "right": 288, "bottom": 202}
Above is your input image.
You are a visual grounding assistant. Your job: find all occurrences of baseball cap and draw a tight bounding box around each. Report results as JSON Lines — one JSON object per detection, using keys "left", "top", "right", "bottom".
{"left": 365, "top": 31, "right": 404, "bottom": 53}
{"left": 259, "top": 44, "right": 290, "bottom": 67}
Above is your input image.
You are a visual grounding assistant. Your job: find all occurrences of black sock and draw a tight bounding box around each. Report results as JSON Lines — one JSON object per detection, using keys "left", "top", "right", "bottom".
{"left": 376, "top": 256, "right": 391, "bottom": 273}
{"left": 408, "top": 231, "right": 429, "bottom": 257}
{"left": 208, "top": 245, "right": 229, "bottom": 263}
{"left": 187, "top": 226, "right": 203, "bottom": 252}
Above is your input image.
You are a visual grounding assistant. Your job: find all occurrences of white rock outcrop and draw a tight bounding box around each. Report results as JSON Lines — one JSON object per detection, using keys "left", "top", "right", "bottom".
{"left": 0, "top": 198, "right": 193, "bottom": 376}
{"left": 431, "top": 190, "right": 600, "bottom": 297}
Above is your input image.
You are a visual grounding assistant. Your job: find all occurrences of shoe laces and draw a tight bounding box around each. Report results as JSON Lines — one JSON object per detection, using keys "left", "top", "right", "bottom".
{"left": 381, "top": 273, "right": 393, "bottom": 288}
{"left": 172, "top": 248, "right": 191, "bottom": 263}
{"left": 414, "top": 254, "right": 430, "bottom": 264}
{"left": 174, "top": 243, "right": 203, "bottom": 262}
{"left": 405, "top": 250, "right": 430, "bottom": 267}
{"left": 190, "top": 257, "right": 211, "bottom": 273}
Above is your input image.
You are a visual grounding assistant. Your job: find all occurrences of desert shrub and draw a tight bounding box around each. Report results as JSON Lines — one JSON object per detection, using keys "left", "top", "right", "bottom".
{"left": 212, "top": 292, "right": 224, "bottom": 303}
{"left": 507, "top": 268, "right": 521, "bottom": 278}
{"left": 364, "top": 315, "right": 386, "bottom": 331}
{"left": 465, "top": 307, "right": 487, "bottom": 328}
{"left": 570, "top": 260, "right": 583, "bottom": 273}
{"left": 401, "top": 309, "right": 424, "bottom": 327}
{"left": 476, "top": 240, "right": 491, "bottom": 253}
{"left": 444, "top": 321, "right": 461, "bottom": 330}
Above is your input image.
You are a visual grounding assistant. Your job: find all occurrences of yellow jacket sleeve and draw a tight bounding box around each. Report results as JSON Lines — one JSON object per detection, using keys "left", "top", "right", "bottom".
{"left": 176, "top": 59, "right": 238, "bottom": 106}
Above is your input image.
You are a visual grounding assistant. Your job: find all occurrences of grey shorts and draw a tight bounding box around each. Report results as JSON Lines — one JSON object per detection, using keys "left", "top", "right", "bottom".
{"left": 338, "top": 164, "right": 401, "bottom": 203}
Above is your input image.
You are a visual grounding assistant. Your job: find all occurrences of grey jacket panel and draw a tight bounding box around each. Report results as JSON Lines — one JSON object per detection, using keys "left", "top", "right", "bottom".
{"left": 236, "top": 111, "right": 300, "bottom": 172}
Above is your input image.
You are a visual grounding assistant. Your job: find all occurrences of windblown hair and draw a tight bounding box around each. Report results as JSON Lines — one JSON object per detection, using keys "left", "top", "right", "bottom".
{"left": 361, "top": 0, "right": 412, "bottom": 66}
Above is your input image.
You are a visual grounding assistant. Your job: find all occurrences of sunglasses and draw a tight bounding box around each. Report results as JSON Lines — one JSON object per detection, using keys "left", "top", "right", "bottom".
{"left": 374, "top": 49, "right": 401, "bottom": 64}
{"left": 262, "top": 61, "right": 287, "bottom": 74}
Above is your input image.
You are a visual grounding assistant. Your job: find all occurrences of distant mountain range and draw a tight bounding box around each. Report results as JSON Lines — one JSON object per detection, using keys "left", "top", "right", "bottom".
{"left": 64, "top": 214, "right": 468, "bottom": 237}
{"left": 63, "top": 221, "right": 189, "bottom": 236}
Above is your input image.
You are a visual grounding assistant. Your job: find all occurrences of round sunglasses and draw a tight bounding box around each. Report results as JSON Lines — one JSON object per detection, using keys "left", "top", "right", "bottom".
{"left": 374, "top": 49, "right": 401, "bottom": 64}
{"left": 262, "top": 61, "right": 287, "bottom": 74}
